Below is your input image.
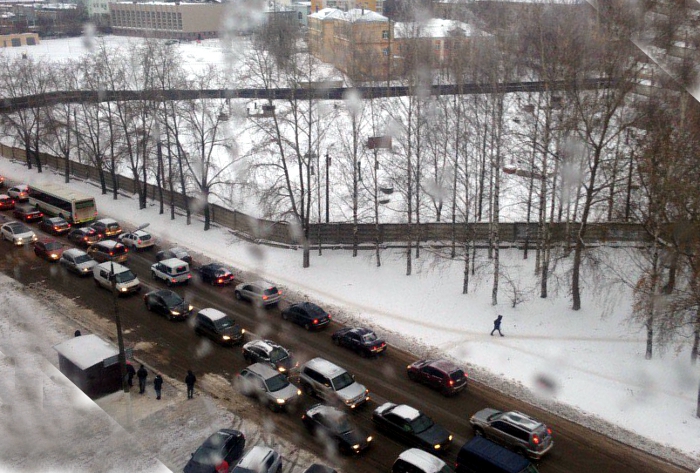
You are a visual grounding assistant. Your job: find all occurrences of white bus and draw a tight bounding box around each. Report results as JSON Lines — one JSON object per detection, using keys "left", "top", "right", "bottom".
{"left": 28, "top": 183, "right": 97, "bottom": 225}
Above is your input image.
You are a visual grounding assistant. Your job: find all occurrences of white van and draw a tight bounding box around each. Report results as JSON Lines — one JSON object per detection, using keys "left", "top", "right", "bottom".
{"left": 93, "top": 262, "right": 141, "bottom": 295}
{"left": 151, "top": 258, "right": 191, "bottom": 286}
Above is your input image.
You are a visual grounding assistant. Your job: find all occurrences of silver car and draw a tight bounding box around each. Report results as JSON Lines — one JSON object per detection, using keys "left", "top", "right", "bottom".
{"left": 60, "top": 249, "right": 98, "bottom": 276}
{"left": 234, "top": 280, "right": 282, "bottom": 307}
{"left": 1, "top": 221, "right": 37, "bottom": 245}
{"left": 233, "top": 446, "right": 282, "bottom": 473}
{"left": 469, "top": 408, "right": 553, "bottom": 459}
{"left": 236, "top": 362, "right": 301, "bottom": 412}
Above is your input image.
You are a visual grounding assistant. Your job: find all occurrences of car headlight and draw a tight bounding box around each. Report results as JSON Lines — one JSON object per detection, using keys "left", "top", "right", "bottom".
{"left": 222, "top": 335, "right": 231, "bottom": 341}
{"left": 170, "top": 310, "right": 180, "bottom": 316}
{"left": 241, "top": 328, "right": 246, "bottom": 334}
{"left": 278, "top": 367, "right": 286, "bottom": 373}
{"left": 352, "top": 444, "right": 360, "bottom": 450}
{"left": 120, "top": 287, "right": 128, "bottom": 292}
{"left": 367, "top": 436, "right": 373, "bottom": 442}
{"left": 448, "top": 435, "right": 453, "bottom": 441}
{"left": 188, "top": 305, "right": 193, "bottom": 311}
{"left": 434, "top": 444, "right": 441, "bottom": 450}
{"left": 275, "top": 398, "right": 286, "bottom": 404}
{"left": 296, "top": 389, "right": 302, "bottom": 396}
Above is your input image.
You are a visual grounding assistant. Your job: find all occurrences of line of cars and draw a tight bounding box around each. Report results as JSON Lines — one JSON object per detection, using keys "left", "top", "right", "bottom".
{"left": 0, "top": 181, "right": 553, "bottom": 473}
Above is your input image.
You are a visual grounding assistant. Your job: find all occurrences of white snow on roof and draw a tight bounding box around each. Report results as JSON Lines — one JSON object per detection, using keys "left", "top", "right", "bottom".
{"left": 398, "top": 448, "right": 446, "bottom": 472}
{"left": 394, "top": 18, "right": 483, "bottom": 39}
{"left": 53, "top": 334, "right": 119, "bottom": 370}
{"left": 198, "top": 308, "right": 228, "bottom": 321}
{"left": 392, "top": 404, "right": 421, "bottom": 421}
{"left": 309, "top": 7, "right": 387, "bottom": 22}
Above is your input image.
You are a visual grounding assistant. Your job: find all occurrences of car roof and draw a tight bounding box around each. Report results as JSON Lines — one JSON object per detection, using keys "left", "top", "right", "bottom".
{"left": 95, "top": 240, "right": 121, "bottom": 248}
{"left": 198, "top": 308, "right": 227, "bottom": 321}
{"left": 133, "top": 229, "right": 151, "bottom": 236}
{"left": 350, "top": 327, "right": 374, "bottom": 336}
{"left": 246, "top": 339, "right": 279, "bottom": 352}
{"left": 63, "top": 248, "right": 88, "bottom": 257}
{"left": 501, "top": 411, "right": 544, "bottom": 430}
{"left": 304, "top": 357, "right": 345, "bottom": 378}
{"left": 426, "top": 358, "right": 461, "bottom": 373}
{"left": 252, "top": 280, "right": 275, "bottom": 288}
{"left": 397, "top": 448, "right": 447, "bottom": 473}
{"left": 5, "top": 221, "right": 30, "bottom": 231}
{"left": 238, "top": 446, "right": 276, "bottom": 467}
{"left": 0, "top": 194, "right": 10, "bottom": 198}
{"left": 38, "top": 237, "right": 60, "bottom": 244}
{"left": 97, "top": 218, "right": 118, "bottom": 224}
{"left": 47, "top": 216, "right": 66, "bottom": 222}
{"left": 159, "top": 257, "right": 188, "bottom": 267}
{"left": 245, "top": 362, "right": 280, "bottom": 379}
{"left": 306, "top": 403, "right": 343, "bottom": 419}
{"left": 390, "top": 404, "right": 421, "bottom": 421}
{"left": 204, "top": 429, "right": 242, "bottom": 448}
{"left": 96, "top": 262, "right": 129, "bottom": 273}
{"left": 153, "top": 289, "right": 178, "bottom": 297}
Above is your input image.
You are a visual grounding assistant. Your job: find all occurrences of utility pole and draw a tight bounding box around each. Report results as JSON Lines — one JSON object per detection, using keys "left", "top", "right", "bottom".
{"left": 111, "top": 260, "right": 128, "bottom": 394}
{"left": 325, "top": 151, "right": 331, "bottom": 223}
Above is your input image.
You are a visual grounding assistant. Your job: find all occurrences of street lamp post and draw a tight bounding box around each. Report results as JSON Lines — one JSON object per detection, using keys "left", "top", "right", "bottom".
{"left": 325, "top": 151, "right": 331, "bottom": 224}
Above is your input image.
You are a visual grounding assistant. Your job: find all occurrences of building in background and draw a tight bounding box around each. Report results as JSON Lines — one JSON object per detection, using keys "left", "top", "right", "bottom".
{"left": 0, "top": 32, "right": 39, "bottom": 47}
{"left": 310, "top": 0, "right": 383, "bottom": 15}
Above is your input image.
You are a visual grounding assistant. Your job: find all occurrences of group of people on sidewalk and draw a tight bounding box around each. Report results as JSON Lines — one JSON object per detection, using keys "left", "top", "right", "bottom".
{"left": 126, "top": 362, "right": 197, "bottom": 401}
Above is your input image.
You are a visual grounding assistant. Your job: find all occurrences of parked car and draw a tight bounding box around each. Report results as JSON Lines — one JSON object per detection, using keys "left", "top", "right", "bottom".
{"left": 241, "top": 339, "right": 297, "bottom": 374}
{"left": 455, "top": 437, "right": 539, "bottom": 473}
{"left": 234, "top": 280, "right": 281, "bottom": 307}
{"left": 469, "top": 409, "right": 553, "bottom": 460}
{"left": 67, "top": 227, "right": 101, "bottom": 247}
{"left": 392, "top": 448, "right": 455, "bottom": 473}
{"left": 13, "top": 204, "right": 43, "bottom": 223}
{"left": 0, "top": 194, "right": 15, "bottom": 210}
{"left": 144, "top": 289, "right": 193, "bottom": 321}
{"left": 7, "top": 184, "right": 29, "bottom": 202}
{"left": 118, "top": 229, "right": 155, "bottom": 250}
{"left": 93, "top": 262, "right": 141, "bottom": 295}
{"left": 0, "top": 175, "right": 4, "bottom": 187}
{"left": 90, "top": 218, "right": 122, "bottom": 238}
{"left": 332, "top": 327, "right": 387, "bottom": 357}
{"left": 183, "top": 428, "right": 246, "bottom": 473}
{"left": 232, "top": 446, "right": 282, "bottom": 473}
{"left": 60, "top": 248, "right": 98, "bottom": 276}
{"left": 33, "top": 238, "right": 65, "bottom": 262}
{"left": 236, "top": 362, "right": 302, "bottom": 412}
{"left": 87, "top": 240, "right": 129, "bottom": 264}
{"left": 302, "top": 403, "right": 373, "bottom": 455}
{"left": 281, "top": 302, "right": 331, "bottom": 331}
{"left": 373, "top": 402, "right": 453, "bottom": 453}
{"left": 194, "top": 308, "right": 245, "bottom": 346}
{"left": 406, "top": 359, "right": 468, "bottom": 396}
{"left": 156, "top": 246, "right": 193, "bottom": 264}
{"left": 39, "top": 216, "right": 71, "bottom": 235}
{"left": 151, "top": 258, "right": 191, "bottom": 286}
{"left": 299, "top": 357, "right": 369, "bottom": 409}
{"left": 1, "top": 221, "right": 37, "bottom": 245}
{"left": 198, "top": 263, "right": 234, "bottom": 286}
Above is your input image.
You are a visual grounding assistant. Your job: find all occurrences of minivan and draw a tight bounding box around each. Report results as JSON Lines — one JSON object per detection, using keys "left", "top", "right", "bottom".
{"left": 299, "top": 357, "right": 369, "bottom": 409}
{"left": 151, "top": 257, "right": 191, "bottom": 286}
{"left": 93, "top": 262, "right": 141, "bottom": 295}
{"left": 455, "top": 437, "right": 539, "bottom": 473}
{"left": 87, "top": 240, "right": 129, "bottom": 264}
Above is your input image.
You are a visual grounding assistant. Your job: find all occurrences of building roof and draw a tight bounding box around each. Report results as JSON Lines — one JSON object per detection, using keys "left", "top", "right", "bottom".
{"left": 394, "top": 18, "right": 484, "bottom": 39}
{"left": 53, "top": 334, "right": 119, "bottom": 371}
{"left": 309, "top": 7, "right": 387, "bottom": 22}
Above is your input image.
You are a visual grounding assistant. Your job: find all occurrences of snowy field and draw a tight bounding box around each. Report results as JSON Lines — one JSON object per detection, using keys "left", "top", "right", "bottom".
{"left": 1, "top": 35, "right": 699, "bottom": 470}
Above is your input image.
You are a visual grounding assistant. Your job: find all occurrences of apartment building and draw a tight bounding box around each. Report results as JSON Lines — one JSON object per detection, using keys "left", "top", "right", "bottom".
{"left": 110, "top": 2, "right": 226, "bottom": 40}
{"left": 310, "top": 0, "right": 384, "bottom": 15}
{"left": 394, "top": 18, "right": 487, "bottom": 66}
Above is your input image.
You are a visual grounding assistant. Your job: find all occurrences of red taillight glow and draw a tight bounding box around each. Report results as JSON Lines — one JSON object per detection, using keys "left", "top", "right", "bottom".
{"left": 217, "top": 278, "right": 223, "bottom": 283}
{"left": 547, "top": 428, "right": 552, "bottom": 435}
{"left": 313, "top": 319, "right": 319, "bottom": 324}
{"left": 262, "top": 295, "right": 268, "bottom": 300}
{"left": 449, "top": 380, "right": 454, "bottom": 386}
{"left": 109, "top": 252, "right": 114, "bottom": 256}
{"left": 187, "top": 274, "right": 192, "bottom": 279}
{"left": 532, "top": 434, "right": 540, "bottom": 445}
{"left": 137, "top": 240, "right": 142, "bottom": 244}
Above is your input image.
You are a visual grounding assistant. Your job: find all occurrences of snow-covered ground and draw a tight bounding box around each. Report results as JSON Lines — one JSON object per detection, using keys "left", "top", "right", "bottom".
{"left": 1, "top": 155, "right": 699, "bottom": 470}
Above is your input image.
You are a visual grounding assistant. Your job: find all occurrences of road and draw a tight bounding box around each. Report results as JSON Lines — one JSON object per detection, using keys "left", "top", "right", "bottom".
{"left": 0, "top": 208, "right": 691, "bottom": 473}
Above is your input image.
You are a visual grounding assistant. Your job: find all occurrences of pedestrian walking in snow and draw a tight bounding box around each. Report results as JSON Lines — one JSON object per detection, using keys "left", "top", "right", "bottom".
{"left": 126, "top": 361, "right": 136, "bottom": 387}
{"left": 185, "top": 370, "right": 196, "bottom": 399}
{"left": 137, "top": 364, "right": 148, "bottom": 394}
{"left": 153, "top": 374, "right": 163, "bottom": 400}
{"left": 491, "top": 315, "right": 504, "bottom": 337}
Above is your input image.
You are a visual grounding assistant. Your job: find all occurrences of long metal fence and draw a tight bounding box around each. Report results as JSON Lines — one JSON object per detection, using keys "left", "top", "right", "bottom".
{"left": 0, "top": 143, "right": 650, "bottom": 247}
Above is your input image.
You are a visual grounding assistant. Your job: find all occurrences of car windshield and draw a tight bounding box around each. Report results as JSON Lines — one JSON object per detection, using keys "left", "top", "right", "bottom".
{"left": 264, "top": 287, "right": 279, "bottom": 296}
{"left": 191, "top": 446, "right": 222, "bottom": 465}
{"left": 409, "top": 414, "right": 434, "bottom": 434}
{"left": 450, "top": 370, "right": 465, "bottom": 382}
{"left": 114, "top": 271, "right": 136, "bottom": 284}
{"left": 268, "top": 348, "right": 288, "bottom": 363}
{"left": 161, "top": 292, "right": 183, "bottom": 306}
{"left": 214, "top": 318, "right": 234, "bottom": 330}
{"left": 266, "top": 373, "right": 289, "bottom": 392}
{"left": 215, "top": 269, "right": 230, "bottom": 277}
{"left": 331, "top": 372, "right": 354, "bottom": 391}
{"left": 328, "top": 414, "right": 352, "bottom": 434}
{"left": 361, "top": 332, "right": 377, "bottom": 343}
{"left": 74, "top": 254, "right": 92, "bottom": 264}
{"left": 45, "top": 242, "right": 62, "bottom": 251}
{"left": 10, "top": 223, "right": 29, "bottom": 233}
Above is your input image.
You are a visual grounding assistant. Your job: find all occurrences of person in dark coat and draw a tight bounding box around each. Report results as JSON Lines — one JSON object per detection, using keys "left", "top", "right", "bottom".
{"left": 126, "top": 362, "right": 136, "bottom": 388}
{"left": 491, "top": 315, "right": 504, "bottom": 337}
{"left": 137, "top": 364, "right": 148, "bottom": 394}
{"left": 185, "top": 370, "right": 196, "bottom": 399}
{"left": 74, "top": 329, "right": 81, "bottom": 337}
{"left": 153, "top": 374, "right": 163, "bottom": 400}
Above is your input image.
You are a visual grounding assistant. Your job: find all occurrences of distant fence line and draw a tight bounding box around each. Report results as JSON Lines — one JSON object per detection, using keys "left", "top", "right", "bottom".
{"left": 0, "top": 143, "right": 650, "bottom": 247}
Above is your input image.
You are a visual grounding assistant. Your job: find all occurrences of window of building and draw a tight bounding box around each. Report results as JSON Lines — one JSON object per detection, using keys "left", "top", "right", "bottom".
{"left": 26, "top": 37, "right": 36, "bottom": 45}
{"left": 382, "top": 30, "right": 388, "bottom": 39}
{"left": 434, "top": 42, "right": 440, "bottom": 50}
{"left": 382, "top": 48, "right": 388, "bottom": 56}
{"left": 11, "top": 38, "right": 20, "bottom": 47}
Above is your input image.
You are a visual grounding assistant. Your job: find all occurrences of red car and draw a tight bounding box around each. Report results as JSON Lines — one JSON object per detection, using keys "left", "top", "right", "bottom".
{"left": 0, "top": 194, "right": 15, "bottom": 210}
{"left": 406, "top": 358, "right": 468, "bottom": 396}
{"left": 34, "top": 238, "right": 65, "bottom": 262}
{"left": 13, "top": 204, "right": 43, "bottom": 223}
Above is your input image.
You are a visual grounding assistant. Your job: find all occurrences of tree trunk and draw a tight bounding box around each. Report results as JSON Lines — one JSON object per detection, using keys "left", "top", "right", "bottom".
{"left": 691, "top": 306, "right": 700, "bottom": 364}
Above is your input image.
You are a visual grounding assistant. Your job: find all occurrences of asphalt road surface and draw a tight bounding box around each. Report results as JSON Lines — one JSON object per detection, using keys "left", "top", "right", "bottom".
{"left": 0, "top": 206, "right": 691, "bottom": 473}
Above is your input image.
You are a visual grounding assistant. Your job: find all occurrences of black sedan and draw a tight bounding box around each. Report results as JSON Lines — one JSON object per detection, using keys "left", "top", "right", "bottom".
{"left": 281, "top": 302, "right": 331, "bottom": 330}
{"left": 302, "top": 404, "right": 372, "bottom": 455}
{"left": 67, "top": 227, "right": 101, "bottom": 247}
{"left": 184, "top": 428, "right": 245, "bottom": 473}
{"left": 39, "top": 216, "right": 71, "bottom": 235}
{"left": 144, "top": 289, "right": 193, "bottom": 321}
{"left": 241, "top": 339, "right": 298, "bottom": 374}
{"left": 331, "top": 327, "right": 387, "bottom": 357}
{"left": 198, "top": 263, "right": 234, "bottom": 285}
{"left": 372, "top": 402, "right": 453, "bottom": 453}
{"left": 13, "top": 205, "right": 43, "bottom": 223}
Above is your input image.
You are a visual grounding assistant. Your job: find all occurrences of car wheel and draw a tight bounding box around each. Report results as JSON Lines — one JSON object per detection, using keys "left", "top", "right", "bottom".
{"left": 281, "top": 311, "right": 288, "bottom": 320}
{"left": 151, "top": 271, "right": 156, "bottom": 280}
{"left": 235, "top": 291, "right": 242, "bottom": 300}
{"left": 407, "top": 371, "right": 417, "bottom": 381}
{"left": 332, "top": 337, "right": 340, "bottom": 346}
{"left": 167, "top": 313, "right": 173, "bottom": 321}
{"left": 276, "top": 464, "right": 282, "bottom": 473}
{"left": 145, "top": 301, "right": 152, "bottom": 311}
{"left": 166, "top": 279, "right": 172, "bottom": 287}
{"left": 304, "top": 322, "right": 311, "bottom": 330}
{"left": 302, "top": 383, "right": 314, "bottom": 397}
{"left": 474, "top": 427, "right": 484, "bottom": 437}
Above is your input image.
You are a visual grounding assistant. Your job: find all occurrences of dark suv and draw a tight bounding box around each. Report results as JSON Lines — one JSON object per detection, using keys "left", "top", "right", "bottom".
{"left": 194, "top": 308, "right": 244, "bottom": 345}
{"left": 469, "top": 409, "right": 553, "bottom": 459}
{"left": 406, "top": 359, "right": 468, "bottom": 396}
{"left": 281, "top": 302, "right": 331, "bottom": 330}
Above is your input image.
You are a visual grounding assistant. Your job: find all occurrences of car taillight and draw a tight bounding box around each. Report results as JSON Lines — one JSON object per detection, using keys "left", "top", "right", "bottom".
{"left": 449, "top": 379, "right": 454, "bottom": 386}
{"left": 327, "top": 314, "right": 331, "bottom": 319}
{"left": 532, "top": 434, "right": 540, "bottom": 445}
{"left": 109, "top": 252, "right": 114, "bottom": 256}
{"left": 313, "top": 318, "right": 319, "bottom": 324}
{"left": 83, "top": 237, "right": 88, "bottom": 241}
{"left": 171, "top": 278, "right": 176, "bottom": 283}
{"left": 124, "top": 248, "right": 128, "bottom": 253}
{"left": 547, "top": 428, "right": 552, "bottom": 435}
{"left": 187, "top": 274, "right": 192, "bottom": 279}
{"left": 38, "top": 212, "right": 43, "bottom": 217}
{"left": 53, "top": 226, "right": 59, "bottom": 230}
{"left": 217, "top": 278, "right": 223, "bottom": 283}
{"left": 137, "top": 240, "right": 142, "bottom": 244}
{"left": 262, "top": 295, "right": 268, "bottom": 300}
